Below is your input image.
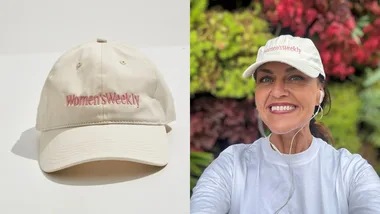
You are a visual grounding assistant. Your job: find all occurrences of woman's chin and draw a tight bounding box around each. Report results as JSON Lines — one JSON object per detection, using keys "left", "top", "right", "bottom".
{"left": 266, "top": 124, "right": 299, "bottom": 135}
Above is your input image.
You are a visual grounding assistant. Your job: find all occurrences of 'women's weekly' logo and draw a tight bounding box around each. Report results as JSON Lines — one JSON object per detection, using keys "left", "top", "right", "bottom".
{"left": 66, "top": 92, "right": 140, "bottom": 108}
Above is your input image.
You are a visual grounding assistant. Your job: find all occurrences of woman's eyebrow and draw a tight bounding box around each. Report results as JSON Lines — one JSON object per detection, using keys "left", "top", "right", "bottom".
{"left": 285, "top": 67, "right": 298, "bottom": 72}
{"left": 257, "top": 67, "right": 298, "bottom": 74}
{"left": 257, "top": 68, "right": 272, "bottom": 74}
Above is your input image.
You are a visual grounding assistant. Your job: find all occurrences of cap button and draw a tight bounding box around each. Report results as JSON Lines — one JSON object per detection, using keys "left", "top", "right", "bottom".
{"left": 97, "top": 38, "right": 107, "bottom": 43}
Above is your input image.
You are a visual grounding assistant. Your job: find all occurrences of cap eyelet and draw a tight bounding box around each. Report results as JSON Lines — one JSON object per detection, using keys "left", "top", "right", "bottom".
{"left": 120, "top": 60, "right": 126, "bottom": 65}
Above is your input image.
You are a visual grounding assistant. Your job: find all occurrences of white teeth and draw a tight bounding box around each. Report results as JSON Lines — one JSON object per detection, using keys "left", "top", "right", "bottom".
{"left": 271, "top": 105, "right": 295, "bottom": 111}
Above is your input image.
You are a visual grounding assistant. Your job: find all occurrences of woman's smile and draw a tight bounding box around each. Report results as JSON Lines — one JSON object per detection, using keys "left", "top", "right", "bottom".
{"left": 268, "top": 102, "right": 297, "bottom": 114}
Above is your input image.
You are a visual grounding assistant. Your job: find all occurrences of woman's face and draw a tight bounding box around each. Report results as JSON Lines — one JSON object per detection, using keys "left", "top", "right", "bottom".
{"left": 255, "top": 62, "right": 322, "bottom": 134}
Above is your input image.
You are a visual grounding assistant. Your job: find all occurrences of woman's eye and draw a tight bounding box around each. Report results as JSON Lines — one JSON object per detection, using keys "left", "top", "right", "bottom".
{"left": 259, "top": 76, "right": 273, "bottom": 83}
{"left": 289, "top": 75, "right": 304, "bottom": 81}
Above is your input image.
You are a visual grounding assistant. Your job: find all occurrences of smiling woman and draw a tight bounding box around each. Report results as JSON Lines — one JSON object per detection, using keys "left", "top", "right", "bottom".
{"left": 254, "top": 62, "right": 330, "bottom": 154}
{"left": 190, "top": 35, "right": 380, "bottom": 214}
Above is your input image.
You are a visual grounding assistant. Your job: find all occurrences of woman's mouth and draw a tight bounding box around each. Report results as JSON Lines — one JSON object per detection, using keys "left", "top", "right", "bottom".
{"left": 269, "top": 104, "right": 297, "bottom": 114}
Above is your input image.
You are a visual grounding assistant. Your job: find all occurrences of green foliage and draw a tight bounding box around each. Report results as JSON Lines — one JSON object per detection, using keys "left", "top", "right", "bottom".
{"left": 351, "top": 15, "right": 370, "bottom": 45}
{"left": 190, "top": 3, "right": 273, "bottom": 98}
{"left": 190, "top": 152, "right": 214, "bottom": 195}
{"left": 375, "top": 163, "right": 380, "bottom": 175}
{"left": 318, "top": 82, "right": 362, "bottom": 153}
{"left": 359, "top": 66, "right": 380, "bottom": 147}
{"left": 190, "top": 0, "right": 207, "bottom": 27}
{"left": 362, "top": 66, "right": 380, "bottom": 88}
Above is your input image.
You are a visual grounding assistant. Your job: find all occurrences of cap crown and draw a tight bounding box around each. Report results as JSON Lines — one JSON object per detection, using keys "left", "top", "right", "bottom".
{"left": 36, "top": 39, "right": 175, "bottom": 131}
{"left": 257, "top": 35, "right": 325, "bottom": 78}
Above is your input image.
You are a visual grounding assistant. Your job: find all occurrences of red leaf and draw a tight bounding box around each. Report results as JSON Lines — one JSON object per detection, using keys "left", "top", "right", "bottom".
{"left": 374, "top": 17, "right": 380, "bottom": 26}
{"left": 332, "top": 51, "right": 342, "bottom": 64}
{"left": 345, "top": 17, "right": 355, "bottom": 30}
{"left": 296, "top": 6, "right": 303, "bottom": 17}
{"left": 288, "top": 6, "right": 295, "bottom": 17}
{"left": 321, "top": 50, "right": 331, "bottom": 64}
{"left": 306, "top": 9, "right": 318, "bottom": 24}
{"left": 326, "top": 12, "right": 335, "bottom": 21}
{"left": 355, "top": 49, "right": 367, "bottom": 64}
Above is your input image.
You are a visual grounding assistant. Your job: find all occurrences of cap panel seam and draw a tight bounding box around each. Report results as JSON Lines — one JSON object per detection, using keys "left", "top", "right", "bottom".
{"left": 45, "top": 79, "right": 50, "bottom": 128}
{"left": 100, "top": 43, "right": 105, "bottom": 120}
{"left": 152, "top": 64, "right": 159, "bottom": 97}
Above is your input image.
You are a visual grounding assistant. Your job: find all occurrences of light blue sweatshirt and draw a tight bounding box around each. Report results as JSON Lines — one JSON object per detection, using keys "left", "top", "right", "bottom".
{"left": 191, "top": 137, "right": 380, "bottom": 214}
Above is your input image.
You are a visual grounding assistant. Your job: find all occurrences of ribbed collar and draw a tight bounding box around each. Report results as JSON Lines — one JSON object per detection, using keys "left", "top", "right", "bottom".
{"left": 261, "top": 134, "right": 321, "bottom": 167}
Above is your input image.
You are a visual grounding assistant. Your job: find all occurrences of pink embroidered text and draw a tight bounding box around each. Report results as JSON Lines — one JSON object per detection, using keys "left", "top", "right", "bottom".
{"left": 263, "top": 45, "right": 301, "bottom": 54}
{"left": 66, "top": 92, "right": 140, "bottom": 108}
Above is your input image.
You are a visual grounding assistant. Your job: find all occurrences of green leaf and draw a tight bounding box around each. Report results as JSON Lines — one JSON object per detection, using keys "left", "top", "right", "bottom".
{"left": 363, "top": 67, "right": 380, "bottom": 88}
{"left": 191, "top": 152, "right": 214, "bottom": 160}
{"left": 357, "top": 15, "right": 371, "bottom": 28}
{"left": 190, "top": 177, "right": 198, "bottom": 192}
{"left": 190, "top": 161, "right": 203, "bottom": 176}
{"left": 190, "top": 151, "right": 215, "bottom": 195}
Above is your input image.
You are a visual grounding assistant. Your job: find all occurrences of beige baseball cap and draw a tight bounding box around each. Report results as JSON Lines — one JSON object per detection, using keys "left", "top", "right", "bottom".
{"left": 36, "top": 38, "right": 176, "bottom": 173}
{"left": 242, "top": 35, "right": 326, "bottom": 79}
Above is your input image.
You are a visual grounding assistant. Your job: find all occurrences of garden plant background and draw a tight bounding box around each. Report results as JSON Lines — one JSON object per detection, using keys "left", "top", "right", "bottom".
{"left": 190, "top": 0, "right": 380, "bottom": 194}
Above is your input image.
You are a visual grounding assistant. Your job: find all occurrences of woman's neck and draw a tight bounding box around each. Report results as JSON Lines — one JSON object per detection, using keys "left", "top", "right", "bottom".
{"left": 269, "top": 127, "right": 313, "bottom": 154}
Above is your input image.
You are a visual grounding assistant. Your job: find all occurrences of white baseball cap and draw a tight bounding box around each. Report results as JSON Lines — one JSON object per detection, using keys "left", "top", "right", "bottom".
{"left": 242, "top": 35, "right": 325, "bottom": 79}
{"left": 36, "top": 38, "right": 176, "bottom": 173}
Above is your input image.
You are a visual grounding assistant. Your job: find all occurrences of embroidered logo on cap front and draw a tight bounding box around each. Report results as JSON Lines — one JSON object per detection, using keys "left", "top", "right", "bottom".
{"left": 264, "top": 45, "right": 301, "bottom": 54}
{"left": 66, "top": 92, "right": 140, "bottom": 108}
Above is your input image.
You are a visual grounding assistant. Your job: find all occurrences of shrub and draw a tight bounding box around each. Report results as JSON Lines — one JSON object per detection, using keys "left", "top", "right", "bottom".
{"left": 318, "top": 82, "right": 362, "bottom": 153}
{"left": 359, "top": 67, "right": 380, "bottom": 147}
{"left": 190, "top": 95, "right": 260, "bottom": 152}
{"left": 350, "top": 1, "right": 380, "bottom": 67}
{"left": 190, "top": 2, "right": 273, "bottom": 98}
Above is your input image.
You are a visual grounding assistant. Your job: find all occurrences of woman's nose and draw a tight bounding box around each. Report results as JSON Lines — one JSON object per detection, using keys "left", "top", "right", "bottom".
{"left": 270, "top": 81, "right": 288, "bottom": 98}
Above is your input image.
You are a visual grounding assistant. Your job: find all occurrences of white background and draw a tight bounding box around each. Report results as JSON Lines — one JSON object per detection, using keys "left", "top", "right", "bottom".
{"left": 0, "top": 0, "right": 188, "bottom": 54}
{"left": 0, "top": 1, "right": 190, "bottom": 214}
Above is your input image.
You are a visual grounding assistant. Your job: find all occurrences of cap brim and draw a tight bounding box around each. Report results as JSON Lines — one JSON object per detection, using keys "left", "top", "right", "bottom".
{"left": 242, "top": 57, "right": 322, "bottom": 79}
{"left": 39, "top": 124, "right": 169, "bottom": 173}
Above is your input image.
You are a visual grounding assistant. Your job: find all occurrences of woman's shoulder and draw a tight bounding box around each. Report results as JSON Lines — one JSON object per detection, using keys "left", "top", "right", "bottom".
{"left": 316, "top": 138, "right": 378, "bottom": 181}
{"left": 215, "top": 138, "right": 267, "bottom": 165}
{"left": 317, "top": 139, "right": 380, "bottom": 208}
{"left": 221, "top": 137, "right": 266, "bottom": 154}
{"left": 317, "top": 138, "right": 368, "bottom": 164}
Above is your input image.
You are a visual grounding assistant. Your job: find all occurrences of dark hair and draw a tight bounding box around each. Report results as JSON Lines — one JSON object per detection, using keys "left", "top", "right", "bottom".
{"left": 310, "top": 75, "right": 334, "bottom": 144}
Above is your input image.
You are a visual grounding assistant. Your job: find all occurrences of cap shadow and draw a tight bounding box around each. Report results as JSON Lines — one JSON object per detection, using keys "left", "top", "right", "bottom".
{"left": 11, "top": 127, "right": 165, "bottom": 186}
{"left": 11, "top": 127, "right": 39, "bottom": 160}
